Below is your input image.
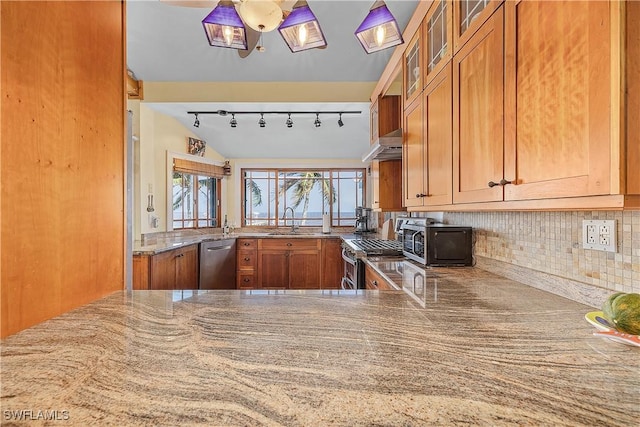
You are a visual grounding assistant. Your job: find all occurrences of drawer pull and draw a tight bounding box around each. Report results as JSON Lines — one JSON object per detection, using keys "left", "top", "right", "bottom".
{"left": 244, "top": 257, "right": 251, "bottom": 261}
{"left": 286, "top": 242, "right": 293, "bottom": 247}
{"left": 243, "top": 278, "right": 250, "bottom": 283}
{"left": 372, "top": 280, "right": 378, "bottom": 286}
{"left": 175, "top": 253, "right": 184, "bottom": 258}
{"left": 243, "top": 242, "right": 251, "bottom": 246}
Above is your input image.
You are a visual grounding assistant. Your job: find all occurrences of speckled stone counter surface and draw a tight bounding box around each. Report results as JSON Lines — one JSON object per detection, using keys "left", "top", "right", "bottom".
{"left": 2, "top": 270, "right": 639, "bottom": 426}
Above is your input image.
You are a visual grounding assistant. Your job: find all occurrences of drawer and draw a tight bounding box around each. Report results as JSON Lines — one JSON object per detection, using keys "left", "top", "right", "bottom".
{"left": 238, "top": 249, "right": 257, "bottom": 269}
{"left": 365, "top": 264, "right": 394, "bottom": 291}
{"left": 237, "top": 272, "right": 257, "bottom": 289}
{"left": 259, "top": 238, "right": 320, "bottom": 251}
{"left": 237, "top": 239, "right": 257, "bottom": 250}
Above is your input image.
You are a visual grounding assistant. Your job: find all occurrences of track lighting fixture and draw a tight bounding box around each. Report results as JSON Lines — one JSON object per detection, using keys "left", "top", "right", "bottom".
{"left": 187, "top": 110, "right": 361, "bottom": 128}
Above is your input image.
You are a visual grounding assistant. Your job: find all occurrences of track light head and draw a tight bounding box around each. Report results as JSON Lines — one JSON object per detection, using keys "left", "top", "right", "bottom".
{"left": 230, "top": 114, "right": 237, "bottom": 128}
{"left": 286, "top": 113, "right": 293, "bottom": 128}
{"left": 193, "top": 113, "right": 200, "bottom": 128}
{"left": 258, "top": 113, "right": 266, "bottom": 128}
{"left": 338, "top": 113, "right": 344, "bottom": 127}
{"left": 314, "top": 113, "right": 321, "bottom": 128}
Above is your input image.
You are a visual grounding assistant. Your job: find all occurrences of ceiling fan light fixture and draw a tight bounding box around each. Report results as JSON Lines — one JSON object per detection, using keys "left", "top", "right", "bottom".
{"left": 230, "top": 114, "right": 237, "bottom": 128}
{"left": 278, "top": 0, "right": 327, "bottom": 53}
{"left": 258, "top": 113, "right": 266, "bottom": 128}
{"left": 355, "top": 0, "right": 404, "bottom": 54}
{"left": 286, "top": 113, "right": 293, "bottom": 128}
{"left": 202, "top": 1, "right": 248, "bottom": 50}
{"left": 239, "top": 0, "right": 283, "bottom": 33}
{"left": 314, "top": 113, "right": 321, "bottom": 128}
{"left": 338, "top": 113, "right": 344, "bottom": 127}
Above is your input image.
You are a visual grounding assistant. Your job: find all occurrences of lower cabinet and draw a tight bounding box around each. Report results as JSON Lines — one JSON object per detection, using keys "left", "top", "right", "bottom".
{"left": 133, "top": 244, "right": 199, "bottom": 290}
{"left": 364, "top": 263, "right": 394, "bottom": 291}
{"left": 235, "top": 237, "right": 342, "bottom": 290}
{"left": 258, "top": 239, "right": 321, "bottom": 289}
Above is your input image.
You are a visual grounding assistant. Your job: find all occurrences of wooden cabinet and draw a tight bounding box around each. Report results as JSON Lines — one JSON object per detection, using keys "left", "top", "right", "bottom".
{"left": 370, "top": 95, "right": 401, "bottom": 143}
{"left": 452, "top": 5, "right": 504, "bottom": 204}
{"left": 236, "top": 238, "right": 257, "bottom": 289}
{"left": 502, "top": 0, "right": 612, "bottom": 201}
{"left": 423, "top": 0, "right": 453, "bottom": 88}
{"left": 371, "top": 160, "right": 404, "bottom": 211}
{"left": 321, "top": 238, "right": 342, "bottom": 289}
{"left": 257, "top": 239, "right": 321, "bottom": 289}
{"left": 364, "top": 263, "right": 394, "bottom": 291}
{"left": 404, "top": 62, "right": 454, "bottom": 209}
{"left": 453, "top": 0, "right": 503, "bottom": 54}
{"left": 403, "top": 96, "right": 424, "bottom": 208}
{"left": 404, "top": 27, "right": 423, "bottom": 106}
{"left": 133, "top": 244, "right": 199, "bottom": 290}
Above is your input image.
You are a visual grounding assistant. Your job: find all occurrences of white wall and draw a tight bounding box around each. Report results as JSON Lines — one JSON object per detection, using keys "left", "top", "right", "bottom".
{"left": 134, "top": 104, "right": 226, "bottom": 238}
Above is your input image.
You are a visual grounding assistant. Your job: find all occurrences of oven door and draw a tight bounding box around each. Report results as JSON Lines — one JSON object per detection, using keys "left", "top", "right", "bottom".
{"left": 341, "top": 248, "right": 364, "bottom": 289}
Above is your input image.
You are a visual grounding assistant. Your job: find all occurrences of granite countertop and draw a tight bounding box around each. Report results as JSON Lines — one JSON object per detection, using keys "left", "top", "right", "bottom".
{"left": 133, "top": 231, "right": 356, "bottom": 255}
{"left": 2, "top": 269, "right": 638, "bottom": 426}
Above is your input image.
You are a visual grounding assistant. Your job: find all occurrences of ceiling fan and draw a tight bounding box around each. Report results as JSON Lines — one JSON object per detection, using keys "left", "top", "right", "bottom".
{"left": 160, "top": 0, "right": 327, "bottom": 57}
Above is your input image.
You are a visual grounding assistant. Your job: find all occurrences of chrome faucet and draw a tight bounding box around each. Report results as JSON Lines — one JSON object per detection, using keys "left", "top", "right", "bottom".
{"left": 282, "top": 207, "right": 298, "bottom": 232}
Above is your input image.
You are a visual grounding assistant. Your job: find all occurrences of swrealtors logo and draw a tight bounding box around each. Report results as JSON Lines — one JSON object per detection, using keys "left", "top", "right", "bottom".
{"left": 3, "top": 409, "right": 70, "bottom": 421}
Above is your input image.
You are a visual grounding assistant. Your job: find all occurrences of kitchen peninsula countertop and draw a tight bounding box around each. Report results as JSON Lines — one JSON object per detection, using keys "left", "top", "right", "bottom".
{"left": 133, "top": 230, "right": 356, "bottom": 255}
{"left": 2, "top": 269, "right": 638, "bottom": 426}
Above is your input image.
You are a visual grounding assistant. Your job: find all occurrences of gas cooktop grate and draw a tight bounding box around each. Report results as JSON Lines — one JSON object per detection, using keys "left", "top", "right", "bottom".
{"left": 351, "top": 239, "right": 403, "bottom": 255}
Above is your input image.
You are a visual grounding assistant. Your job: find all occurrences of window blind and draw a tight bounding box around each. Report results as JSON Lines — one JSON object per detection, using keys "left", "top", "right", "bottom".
{"left": 173, "top": 158, "right": 224, "bottom": 178}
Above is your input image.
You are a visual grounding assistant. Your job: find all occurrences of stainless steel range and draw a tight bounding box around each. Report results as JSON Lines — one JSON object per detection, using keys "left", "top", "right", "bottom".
{"left": 350, "top": 239, "right": 403, "bottom": 256}
{"left": 341, "top": 239, "right": 403, "bottom": 289}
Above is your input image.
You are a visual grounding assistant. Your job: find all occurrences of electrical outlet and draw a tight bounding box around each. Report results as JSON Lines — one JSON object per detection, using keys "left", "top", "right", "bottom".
{"left": 582, "top": 220, "right": 616, "bottom": 252}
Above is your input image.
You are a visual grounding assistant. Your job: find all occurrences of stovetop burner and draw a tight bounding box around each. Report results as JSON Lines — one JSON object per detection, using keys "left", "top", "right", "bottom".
{"left": 350, "top": 239, "right": 403, "bottom": 255}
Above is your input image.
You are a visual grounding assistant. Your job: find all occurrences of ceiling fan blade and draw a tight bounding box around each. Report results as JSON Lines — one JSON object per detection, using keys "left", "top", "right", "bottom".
{"left": 238, "top": 27, "right": 261, "bottom": 58}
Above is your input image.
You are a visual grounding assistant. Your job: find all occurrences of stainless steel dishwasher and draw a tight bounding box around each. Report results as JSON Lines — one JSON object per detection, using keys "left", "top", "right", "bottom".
{"left": 199, "top": 239, "right": 236, "bottom": 289}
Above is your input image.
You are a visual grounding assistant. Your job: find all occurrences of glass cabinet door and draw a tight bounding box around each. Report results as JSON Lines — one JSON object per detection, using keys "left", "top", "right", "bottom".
{"left": 424, "top": 0, "right": 452, "bottom": 87}
{"left": 404, "top": 28, "right": 421, "bottom": 105}
{"left": 453, "top": 0, "right": 502, "bottom": 53}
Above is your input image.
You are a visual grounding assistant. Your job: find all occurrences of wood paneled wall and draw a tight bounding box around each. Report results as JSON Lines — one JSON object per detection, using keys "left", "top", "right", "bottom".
{"left": 1, "top": 1, "right": 125, "bottom": 337}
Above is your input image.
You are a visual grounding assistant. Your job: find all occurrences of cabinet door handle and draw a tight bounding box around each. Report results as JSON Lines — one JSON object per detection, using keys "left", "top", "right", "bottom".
{"left": 244, "top": 257, "right": 251, "bottom": 261}
{"left": 175, "top": 253, "right": 184, "bottom": 258}
{"left": 415, "top": 193, "right": 427, "bottom": 198}
{"left": 243, "top": 242, "right": 251, "bottom": 246}
{"left": 243, "top": 278, "right": 250, "bottom": 283}
{"left": 372, "top": 280, "right": 378, "bottom": 286}
{"left": 286, "top": 242, "right": 293, "bottom": 247}
{"left": 500, "top": 179, "right": 513, "bottom": 186}
{"left": 488, "top": 181, "right": 500, "bottom": 188}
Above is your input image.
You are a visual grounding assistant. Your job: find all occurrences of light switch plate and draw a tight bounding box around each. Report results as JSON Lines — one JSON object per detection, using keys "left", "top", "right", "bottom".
{"left": 582, "top": 219, "right": 616, "bottom": 252}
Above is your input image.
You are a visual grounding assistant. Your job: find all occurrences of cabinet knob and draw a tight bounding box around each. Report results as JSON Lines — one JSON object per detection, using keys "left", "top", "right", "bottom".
{"left": 373, "top": 280, "right": 378, "bottom": 286}
{"left": 488, "top": 181, "right": 500, "bottom": 188}
{"left": 500, "top": 179, "right": 513, "bottom": 186}
{"left": 243, "top": 242, "right": 251, "bottom": 246}
{"left": 244, "top": 257, "right": 250, "bottom": 261}
{"left": 175, "top": 253, "right": 184, "bottom": 258}
{"left": 243, "top": 278, "right": 250, "bottom": 282}
{"left": 286, "top": 242, "right": 293, "bottom": 247}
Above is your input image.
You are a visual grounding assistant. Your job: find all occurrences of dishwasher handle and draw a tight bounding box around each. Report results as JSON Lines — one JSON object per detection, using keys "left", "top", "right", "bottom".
{"left": 206, "top": 245, "right": 234, "bottom": 251}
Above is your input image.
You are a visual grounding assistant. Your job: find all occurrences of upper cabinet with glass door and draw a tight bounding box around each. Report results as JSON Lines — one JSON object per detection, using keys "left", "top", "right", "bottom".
{"left": 423, "top": 0, "right": 452, "bottom": 88}
{"left": 403, "top": 25, "right": 422, "bottom": 106}
{"left": 453, "top": 0, "right": 503, "bottom": 53}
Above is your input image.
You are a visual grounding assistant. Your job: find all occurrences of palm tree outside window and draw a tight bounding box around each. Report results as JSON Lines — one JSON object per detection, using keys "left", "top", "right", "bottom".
{"left": 242, "top": 168, "right": 366, "bottom": 228}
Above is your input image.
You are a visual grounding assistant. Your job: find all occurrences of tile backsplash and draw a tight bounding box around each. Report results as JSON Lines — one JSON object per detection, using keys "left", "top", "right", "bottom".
{"left": 442, "top": 211, "right": 639, "bottom": 295}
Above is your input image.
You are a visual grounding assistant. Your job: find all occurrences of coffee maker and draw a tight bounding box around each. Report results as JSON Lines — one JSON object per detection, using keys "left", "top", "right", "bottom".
{"left": 355, "top": 207, "right": 373, "bottom": 233}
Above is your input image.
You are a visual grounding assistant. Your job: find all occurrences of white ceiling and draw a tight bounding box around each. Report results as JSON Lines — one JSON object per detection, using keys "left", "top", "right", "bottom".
{"left": 127, "top": 0, "right": 419, "bottom": 159}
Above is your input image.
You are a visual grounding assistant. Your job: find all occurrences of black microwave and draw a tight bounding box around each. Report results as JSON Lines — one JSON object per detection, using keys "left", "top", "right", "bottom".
{"left": 400, "top": 220, "right": 473, "bottom": 266}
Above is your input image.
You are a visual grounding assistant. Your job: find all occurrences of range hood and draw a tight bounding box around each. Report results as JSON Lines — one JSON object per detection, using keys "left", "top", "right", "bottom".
{"left": 362, "top": 129, "right": 403, "bottom": 162}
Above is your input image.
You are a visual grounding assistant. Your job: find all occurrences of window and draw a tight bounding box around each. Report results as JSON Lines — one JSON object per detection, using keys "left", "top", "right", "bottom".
{"left": 242, "top": 168, "right": 366, "bottom": 227}
{"left": 171, "top": 157, "right": 223, "bottom": 230}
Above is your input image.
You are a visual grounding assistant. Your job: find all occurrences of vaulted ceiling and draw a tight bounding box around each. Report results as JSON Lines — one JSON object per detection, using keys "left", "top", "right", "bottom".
{"left": 126, "top": 0, "right": 419, "bottom": 159}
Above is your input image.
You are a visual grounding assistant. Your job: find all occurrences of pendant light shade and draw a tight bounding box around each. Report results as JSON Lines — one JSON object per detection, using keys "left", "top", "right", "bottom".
{"left": 278, "top": 0, "right": 327, "bottom": 53}
{"left": 239, "top": 0, "right": 283, "bottom": 32}
{"left": 355, "top": 0, "right": 403, "bottom": 54}
{"left": 202, "top": 1, "right": 247, "bottom": 50}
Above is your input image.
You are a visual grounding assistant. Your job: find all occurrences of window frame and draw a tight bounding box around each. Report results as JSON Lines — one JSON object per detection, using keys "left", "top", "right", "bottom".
{"left": 166, "top": 151, "right": 225, "bottom": 231}
{"left": 240, "top": 167, "right": 367, "bottom": 228}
